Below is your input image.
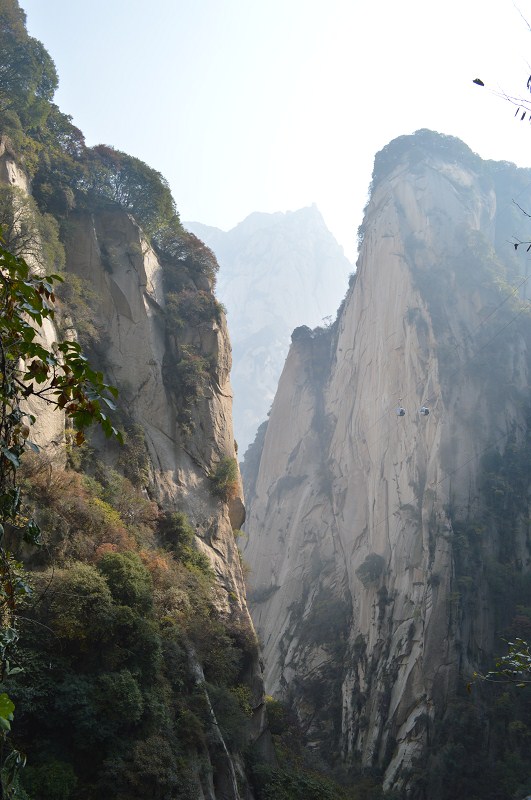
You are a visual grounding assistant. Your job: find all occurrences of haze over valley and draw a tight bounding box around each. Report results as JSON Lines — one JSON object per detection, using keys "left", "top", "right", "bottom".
{"left": 0, "top": 2, "right": 530, "bottom": 799}
{"left": 186, "top": 207, "right": 352, "bottom": 452}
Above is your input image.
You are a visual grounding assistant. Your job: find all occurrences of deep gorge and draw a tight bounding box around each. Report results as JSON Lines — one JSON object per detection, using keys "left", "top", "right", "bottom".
{"left": 0, "top": 2, "right": 531, "bottom": 798}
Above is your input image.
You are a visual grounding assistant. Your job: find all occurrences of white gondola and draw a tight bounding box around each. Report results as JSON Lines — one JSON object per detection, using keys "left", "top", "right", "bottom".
{"left": 419, "top": 406, "right": 430, "bottom": 416}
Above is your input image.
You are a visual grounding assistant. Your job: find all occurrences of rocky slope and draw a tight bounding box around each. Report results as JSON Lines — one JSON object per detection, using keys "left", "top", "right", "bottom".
{"left": 0, "top": 137, "right": 268, "bottom": 800}
{"left": 62, "top": 206, "right": 267, "bottom": 798}
{"left": 62, "top": 207, "right": 247, "bottom": 596}
{"left": 242, "top": 131, "right": 531, "bottom": 797}
{"left": 186, "top": 207, "right": 352, "bottom": 452}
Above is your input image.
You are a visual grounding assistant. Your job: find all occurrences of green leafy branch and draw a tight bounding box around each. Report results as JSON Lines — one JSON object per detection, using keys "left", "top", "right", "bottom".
{"left": 472, "top": 638, "right": 531, "bottom": 688}
{"left": 0, "top": 234, "right": 122, "bottom": 794}
{"left": 0, "top": 242, "right": 121, "bottom": 447}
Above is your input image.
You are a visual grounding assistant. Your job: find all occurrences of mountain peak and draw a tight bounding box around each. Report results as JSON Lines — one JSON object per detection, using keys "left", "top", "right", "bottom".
{"left": 187, "top": 207, "right": 352, "bottom": 451}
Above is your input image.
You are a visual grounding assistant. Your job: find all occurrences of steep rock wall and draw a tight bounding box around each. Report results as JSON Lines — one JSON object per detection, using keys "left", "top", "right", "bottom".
{"left": 63, "top": 209, "right": 246, "bottom": 597}
{"left": 61, "top": 208, "right": 270, "bottom": 797}
{"left": 0, "top": 5, "right": 279, "bottom": 794}
{"left": 0, "top": 152, "right": 268, "bottom": 798}
{"left": 242, "top": 132, "right": 531, "bottom": 792}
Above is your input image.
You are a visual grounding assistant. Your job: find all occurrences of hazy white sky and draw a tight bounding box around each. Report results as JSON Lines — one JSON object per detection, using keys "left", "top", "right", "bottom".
{"left": 21, "top": 0, "right": 531, "bottom": 261}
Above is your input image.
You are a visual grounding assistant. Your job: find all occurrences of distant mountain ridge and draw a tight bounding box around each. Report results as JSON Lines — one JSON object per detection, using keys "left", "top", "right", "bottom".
{"left": 185, "top": 206, "right": 352, "bottom": 451}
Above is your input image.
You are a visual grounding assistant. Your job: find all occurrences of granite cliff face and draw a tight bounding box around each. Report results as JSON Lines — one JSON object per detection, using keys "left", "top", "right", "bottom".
{"left": 186, "top": 207, "right": 352, "bottom": 452}
{"left": 62, "top": 208, "right": 247, "bottom": 598}
{"left": 0, "top": 3, "right": 282, "bottom": 793}
{"left": 0, "top": 139, "right": 268, "bottom": 799}
{"left": 242, "top": 131, "right": 531, "bottom": 795}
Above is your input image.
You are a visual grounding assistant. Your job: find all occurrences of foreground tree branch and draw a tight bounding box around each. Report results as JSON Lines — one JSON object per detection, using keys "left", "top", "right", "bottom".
{"left": 0, "top": 234, "right": 121, "bottom": 796}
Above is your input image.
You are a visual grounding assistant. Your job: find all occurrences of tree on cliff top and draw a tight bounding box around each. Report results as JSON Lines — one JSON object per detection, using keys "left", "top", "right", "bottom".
{"left": 0, "top": 0, "right": 57, "bottom": 127}
{"left": 83, "top": 145, "right": 178, "bottom": 235}
{"left": 0, "top": 0, "right": 191, "bottom": 273}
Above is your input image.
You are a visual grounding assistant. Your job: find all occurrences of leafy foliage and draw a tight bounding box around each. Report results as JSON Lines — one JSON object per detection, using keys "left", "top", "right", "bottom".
{"left": 0, "top": 186, "right": 64, "bottom": 273}
{"left": 55, "top": 272, "right": 100, "bottom": 347}
{"left": 165, "top": 288, "right": 224, "bottom": 330}
{"left": 81, "top": 145, "right": 177, "bottom": 235}
{"left": 158, "top": 511, "right": 211, "bottom": 574}
{"left": 97, "top": 551, "right": 153, "bottom": 613}
{"left": 22, "top": 759, "right": 77, "bottom": 800}
{"left": 411, "top": 689, "right": 531, "bottom": 800}
{"left": 0, "top": 6, "right": 258, "bottom": 798}
{"left": 479, "top": 638, "right": 531, "bottom": 687}
{"left": 249, "top": 696, "right": 390, "bottom": 800}
{"left": 355, "top": 554, "right": 385, "bottom": 587}
{"left": 0, "top": 0, "right": 225, "bottom": 450}
{"left": 115, "top": 423, "right": 150, "bottom": 488}
{"left": 0, "top": 0, "right": 57, "bottom": 129}
{"left": 251, "top": 764, "right": 342, "bottom": 800}
{"left": 209, "top": 457, "right": 239, "bottom": 502}
{"left": 164, "top": 345, "right": 212, "bottom": 402}
{"left": 0, "top": 2, "right": 186, "bottom": 251}
{"left": 0, "top": 241, "right": 121, "bottom": 446}
{"left": 423, "top": 420, "right": 531, "bottom": 799}
{"left": 156, "top": 229, "right": 218, "bottom": 291}
{"left": 4, "top": 455, "right": 260, "bottom": 798}
{"left": 159, "top": 234, "right": 224, "bottom": 437}
{"left": 0, "top": 233, "right": 123, "bottom": 793}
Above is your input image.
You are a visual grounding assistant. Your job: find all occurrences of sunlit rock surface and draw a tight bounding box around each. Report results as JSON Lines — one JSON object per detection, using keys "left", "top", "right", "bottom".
{"left": 242, "top": 131, "right": 531, "bottom": 791}
{"left": 63, "top": 207, "right": 249, "bottom": 604}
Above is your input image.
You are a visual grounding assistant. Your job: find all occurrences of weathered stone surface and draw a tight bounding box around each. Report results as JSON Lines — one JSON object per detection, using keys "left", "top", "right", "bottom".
{"left": 61, "top": 208, "right": 269, "bottom": 797}
{"left": 62, "top": 207, "right": 251, "bottom": 601}
{"left": 0, "top": 143, "right": 265, "bottom": 795}
{"left": 242, "top": 133, "right": 531, "bottom": 789}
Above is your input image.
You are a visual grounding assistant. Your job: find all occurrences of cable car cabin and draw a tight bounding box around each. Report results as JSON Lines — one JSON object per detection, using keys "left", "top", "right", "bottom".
{"left": 419, "top": 406, "right": 429, "bottom": 416}
{"left": 396, "top": 407, "right": 406, "bottom": 417}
